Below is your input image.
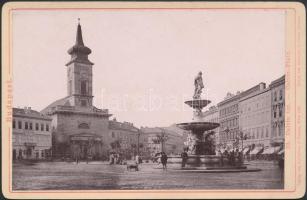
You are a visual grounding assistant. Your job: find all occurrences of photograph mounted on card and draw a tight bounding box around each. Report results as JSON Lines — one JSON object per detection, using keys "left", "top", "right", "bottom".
{"left": 1, "top": 1, "right": 305, "bottom": 199}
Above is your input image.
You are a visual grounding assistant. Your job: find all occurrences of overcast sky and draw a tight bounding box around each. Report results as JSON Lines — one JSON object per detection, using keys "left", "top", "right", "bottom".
{"left": 12, "top": 9, "right": 285, "bottom": 127}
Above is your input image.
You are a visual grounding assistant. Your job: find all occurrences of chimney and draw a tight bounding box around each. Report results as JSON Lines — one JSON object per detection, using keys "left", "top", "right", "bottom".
{"left": 259, "top": 83, "right": 266, "bottom": 90}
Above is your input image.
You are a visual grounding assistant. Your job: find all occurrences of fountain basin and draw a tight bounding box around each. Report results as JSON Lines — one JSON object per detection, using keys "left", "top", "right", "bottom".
{"left": 176, "top": 122, "right": 220, "bottom": 131}
{"left": 185, "top": 99, "right": 211, "bottom": 109}
{"left": 155, "top": 155, "right": 251, "bottom": 171}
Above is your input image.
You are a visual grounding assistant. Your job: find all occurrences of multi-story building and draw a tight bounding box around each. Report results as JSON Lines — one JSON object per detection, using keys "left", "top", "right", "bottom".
{"left": 202, "top": 106, "right": 220, "bottom": 143}
{"left": 108, "top": 119, "right": 139, "bottom": 159}
{"left": 239, "top": 83, "right": 272, "bottom": 148}
{"left": 140, "top": 126, "right": 186, "bottom": 157}
{"left": 13, "top": 107, "right": 52, "bottom": 160}
{"left": 269, "top": 75, "right": 285, "bottom": 147}
{"left": 218, "top": 84, "right": 265, "bottom": 149}
{"left": 217, "top": 92, "right": 241, "bottom": 148}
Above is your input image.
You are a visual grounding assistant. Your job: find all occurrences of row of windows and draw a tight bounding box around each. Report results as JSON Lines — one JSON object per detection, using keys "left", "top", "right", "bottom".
{"left": 13, "top": 134, "right": 51, "bottom": 145}
{"left": 111, "top": 131, "right": 137, "bottom": 142}
{"left": 220, "top": 126, "right": 270, "bottom": 141}
{"left": 240, "top": 111, "right": 270, "bottom": 126}
{"left": 13, "top": 120, "right": 49, "bottom": 132}
{"left": 220, "top": 104, "right": 239, "bottom": 117}
{"left": 240, "top": 97, "right": 271, "bottom": 114}
{"left": 220, "top": 118, "right": 238, "bottom": 129}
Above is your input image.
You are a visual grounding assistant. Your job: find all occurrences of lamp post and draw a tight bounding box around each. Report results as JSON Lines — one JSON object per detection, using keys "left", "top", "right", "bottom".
{"left": 158, "top": 128, "right": 168, "bottom": 153}
{"left": 236, "top": 129, "right": 248, "bottom": 151}
{"left": 224, "top": 127, "right": 230, "bottom": 149}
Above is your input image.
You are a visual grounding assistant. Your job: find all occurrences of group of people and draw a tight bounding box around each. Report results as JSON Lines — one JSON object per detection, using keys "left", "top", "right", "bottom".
{"left": 109, "top": 153, "right": 123, "bottom": 165}
{"left": 217, "top": 149, "right": 243, "bottom": 166}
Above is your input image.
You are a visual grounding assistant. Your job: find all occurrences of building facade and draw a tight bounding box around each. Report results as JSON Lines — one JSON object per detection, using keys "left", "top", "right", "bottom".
{"left": 108, "top": 119, "right": 139, "bottom": 159}
{"left": 217, "top": 92, "right": 241, "bottom": 148}
{"left": 202, "top": 106, "right": 220, "bottom": 144}
{"left": 239, "top": 83, "right": 272, "bottom": 148}
{"left": 140, "top": 126, "right": 186, "bottom": 157}
{"left": 13, "top": 107, "right": 52, "bottom": 160}
{"left": 41, "top": 22, "right": 112, "bottom": 159}
{"left": 269, "top": 75, "right": 285, "bottom": 147}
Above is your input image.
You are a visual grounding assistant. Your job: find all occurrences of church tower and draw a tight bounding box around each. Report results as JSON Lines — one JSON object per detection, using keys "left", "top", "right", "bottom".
{"left": 66, "top": 20, "right": 94, "bottom": 107}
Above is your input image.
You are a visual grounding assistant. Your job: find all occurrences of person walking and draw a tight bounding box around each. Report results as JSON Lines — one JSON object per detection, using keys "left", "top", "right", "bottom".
{"left": 234, "top": 149, "right": 240, "bottom": 166}
{"left": 161, "top": 152, "right": 168, "bottom": 170}
{"left": 135, "top": 154, "right": 140, "bottom": 164}
{"left": 181, "top": 150, "right": 188, "bottom": 168}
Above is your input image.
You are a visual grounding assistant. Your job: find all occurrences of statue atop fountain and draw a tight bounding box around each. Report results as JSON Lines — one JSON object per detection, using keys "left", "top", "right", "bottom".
{"left": 193, "top": 71, "right": 204, "bottom": 100}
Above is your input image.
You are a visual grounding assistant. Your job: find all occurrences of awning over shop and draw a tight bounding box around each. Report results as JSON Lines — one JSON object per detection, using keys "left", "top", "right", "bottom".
{"left": 262, "top": 146, "right": 281, "bottom": 155}
{"left": 249, "top": 147, "right": 263, "bottom": 155}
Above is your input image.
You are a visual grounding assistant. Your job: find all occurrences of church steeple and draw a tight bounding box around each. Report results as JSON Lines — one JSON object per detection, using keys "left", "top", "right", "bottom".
{"left": 75, "top": 18, "right": 84, "bottom": 46}
{"left": 66, "top": 19, "right": 93, "bottom": 66}
{"left": 66, "top": 19, "right": 94, "bottom": 108}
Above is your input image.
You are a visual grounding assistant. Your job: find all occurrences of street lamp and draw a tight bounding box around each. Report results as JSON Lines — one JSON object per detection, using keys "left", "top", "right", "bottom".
{"left": 236, "top": 129, "right": 249, "bottom": 151}
{"left": 157, "top": 128, "right": 168, "bottom": 153}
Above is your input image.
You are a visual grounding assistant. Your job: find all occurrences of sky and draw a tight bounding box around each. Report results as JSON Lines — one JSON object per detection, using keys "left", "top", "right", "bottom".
{"left": 12, "top": 9, "right": 285, "bottom": 127}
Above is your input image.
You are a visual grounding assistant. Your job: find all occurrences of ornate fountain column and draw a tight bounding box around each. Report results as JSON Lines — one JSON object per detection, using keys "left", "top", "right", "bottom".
{"left": 176, "top": 71, "right": 219, "bottom": 166}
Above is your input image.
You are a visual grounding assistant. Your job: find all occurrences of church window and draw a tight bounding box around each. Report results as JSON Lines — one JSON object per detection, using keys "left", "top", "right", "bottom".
{"left": 81, "top": 81, "right": 87, "bottom": 95}
{"left": 78, "top": 123, "right": 90, "bottom": 129}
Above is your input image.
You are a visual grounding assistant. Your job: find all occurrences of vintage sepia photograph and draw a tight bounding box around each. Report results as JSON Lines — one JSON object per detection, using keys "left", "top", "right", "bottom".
{"left": 1, "top": 1, "right": 306, "bottom": 199}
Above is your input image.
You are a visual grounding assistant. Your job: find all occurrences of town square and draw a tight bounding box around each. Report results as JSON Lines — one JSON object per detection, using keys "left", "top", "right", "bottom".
{"left": 11, "top": 9, "right": 285, "bottom": 190}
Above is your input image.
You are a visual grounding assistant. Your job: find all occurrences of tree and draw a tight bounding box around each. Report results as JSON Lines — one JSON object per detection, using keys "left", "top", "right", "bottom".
{"left": 154, "top": 130, "right": 168, "bottom": 152}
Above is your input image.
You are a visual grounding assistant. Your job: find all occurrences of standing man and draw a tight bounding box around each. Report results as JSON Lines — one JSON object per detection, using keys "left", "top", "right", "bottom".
{"left": 181, "top": 150, "right": 188, "bottom": 168}
{"left": 161, "top": 152, "right": 168, "bottom": 170}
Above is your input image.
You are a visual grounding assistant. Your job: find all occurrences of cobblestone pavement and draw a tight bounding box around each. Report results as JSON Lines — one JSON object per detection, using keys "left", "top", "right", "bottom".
{"left": 12, "top": 160, "right": 283, "bottom": 190}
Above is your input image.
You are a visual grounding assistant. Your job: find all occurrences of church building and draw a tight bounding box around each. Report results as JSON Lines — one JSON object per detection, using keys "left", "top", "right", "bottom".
{"left": 41, "top": 22, "right": 113, "bottom": 160}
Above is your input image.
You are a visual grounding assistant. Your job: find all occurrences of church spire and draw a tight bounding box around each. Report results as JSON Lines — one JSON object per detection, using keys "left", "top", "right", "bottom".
{"left": 66, "top": 19, "right": 93, "bottom": 66}
{"left": 76, "top": 18, "right": 84, "bottom": 46}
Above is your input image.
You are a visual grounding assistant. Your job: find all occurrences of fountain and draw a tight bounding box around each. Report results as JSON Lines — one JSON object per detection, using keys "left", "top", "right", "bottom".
{"left": 163, "top": 71, "right": 261, "bottom": 172}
